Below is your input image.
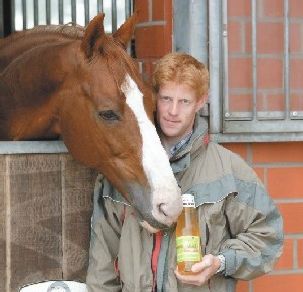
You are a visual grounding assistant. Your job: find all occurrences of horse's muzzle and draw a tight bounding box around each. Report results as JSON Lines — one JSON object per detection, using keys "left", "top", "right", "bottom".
{"left": 126, "top": 182, "right": 183, "bottom": 230}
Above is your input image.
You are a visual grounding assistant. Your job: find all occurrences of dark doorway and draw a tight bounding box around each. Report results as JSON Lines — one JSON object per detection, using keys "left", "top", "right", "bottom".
{"left": 0, "top": 0, "right": 12, "bottom": 37}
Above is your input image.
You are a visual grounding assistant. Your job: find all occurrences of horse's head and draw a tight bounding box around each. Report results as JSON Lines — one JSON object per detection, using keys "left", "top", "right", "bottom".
{"left": 59, "top": 14, "right": 182, "bottom": 231}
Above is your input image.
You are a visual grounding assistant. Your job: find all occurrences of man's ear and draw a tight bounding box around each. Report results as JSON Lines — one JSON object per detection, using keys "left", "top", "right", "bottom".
{"left": 195, "top": 95, "right": 208, "bottom": 112}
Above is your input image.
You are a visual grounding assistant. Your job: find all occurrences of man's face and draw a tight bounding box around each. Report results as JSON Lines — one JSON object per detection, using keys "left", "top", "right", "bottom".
{"left": 156, "top": 81, "right": 206, "bottom": 142}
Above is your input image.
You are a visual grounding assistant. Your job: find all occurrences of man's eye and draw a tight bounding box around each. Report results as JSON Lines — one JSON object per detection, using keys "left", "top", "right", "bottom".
{"left": 160, "top": 96, "right": 171, "bottom": 101}
{"left": 98, "top": 110, "right": 120, "bottom": 121}
{"left": 181, "top": 99, "right": 190, "bottom": 104}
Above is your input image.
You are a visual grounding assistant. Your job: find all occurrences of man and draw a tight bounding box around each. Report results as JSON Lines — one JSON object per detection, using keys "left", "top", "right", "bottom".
{"left": 86, "top": 52, "right": 283, "bottom": 291}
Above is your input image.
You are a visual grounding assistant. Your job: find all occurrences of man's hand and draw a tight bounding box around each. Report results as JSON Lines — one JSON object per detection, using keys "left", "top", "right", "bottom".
{"left": 174, "top": 254, "right": 221, "bottom": 286}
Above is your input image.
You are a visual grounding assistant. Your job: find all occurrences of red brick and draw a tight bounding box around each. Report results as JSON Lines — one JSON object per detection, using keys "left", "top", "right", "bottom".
{"left": 245, "top": 22, "right": 252, "bottom": 53}
{"left": 291, "top": 94, "right": 303, "bottom": 111}
{"left": 274, "top": 239, "right": 293, "bottom": 270}
{"left": 134, "top": 0, "right": 149, "bottom": 22}
{"left": 257, "top": 94, "right": 285, "bottom": 111}
{"left": 278, "top": 203, "right": 303, "bottom": 234}
{"left": 236, "top": 280, "right": 249, "bottom": 292}
{"left": 222, "top": 143, "right": 248, "bottom": 161}
{"left": 257, "top": 58, "right": 283, "bottom": 89}
{"left": 257, "top": 23, "right": 284, "bottom": 54}
{"left": 253, "top": 274, "right": 303, "bottom": 292}
{"left": 290, "top": 59, "right": 303, "bottom": 89}
{"left": 229, "top": 57, "right": 252, "bottom": 89}
{"left": 260, "top": 0, "right": 284, "bottom": 17}
{"left": 152, "top": 0, "right": 164, "bottom": 20}
{"left": 298, "top": 239, "right": 303, "bottom": 268}
{"left": 268, "top": 168, "right": 303, "bottom": 199}
{"left": 229, "top": 94, "right": 253, "bottom": 112}
{"left": 289, "top": 0, "right": 303, "bottom": 17}
{"left": 252, "top": 142, "right": 303, "bottom": 163}
{"left": 135, "top": 26, "right": 168, "bottom": 58}
{"left": 290, "top": 23, "right": 302, "bottom": 53}
{"left": 228, "top": 21, "right": 243, "bottom": 53}
{"left": 228, "top": 0, "right": 251, "bottom": 17}
{"left": 162, "top": 0, "right": 172, "bottom": 54}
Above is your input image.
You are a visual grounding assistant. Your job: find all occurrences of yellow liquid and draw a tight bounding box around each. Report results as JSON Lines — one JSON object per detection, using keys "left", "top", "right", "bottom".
{"left": 176, "top": 206, "right": 201, "bottom": 275}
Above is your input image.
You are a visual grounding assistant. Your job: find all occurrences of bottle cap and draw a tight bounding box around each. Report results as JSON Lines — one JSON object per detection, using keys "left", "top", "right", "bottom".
{"left": 181, "top": 193, "right": 195, "bottom": 207}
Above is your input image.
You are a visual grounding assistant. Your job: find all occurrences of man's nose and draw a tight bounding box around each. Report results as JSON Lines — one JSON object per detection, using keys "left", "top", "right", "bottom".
{"left": 168, "top": 101, "right": 179, "bottom": 115}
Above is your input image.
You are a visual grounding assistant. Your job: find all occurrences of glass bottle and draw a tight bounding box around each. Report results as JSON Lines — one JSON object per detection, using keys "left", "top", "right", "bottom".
{"left": 176, "top": 193, "right": 202, "bottom": 275}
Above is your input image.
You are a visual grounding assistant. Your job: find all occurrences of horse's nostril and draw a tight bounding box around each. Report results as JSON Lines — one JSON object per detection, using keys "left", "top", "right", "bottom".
{"left": 158, "top": 203, "right": 168, "bottom": 217}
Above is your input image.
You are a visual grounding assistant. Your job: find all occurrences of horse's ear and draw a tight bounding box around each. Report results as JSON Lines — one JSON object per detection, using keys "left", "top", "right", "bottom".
{"left": 113, "top": 12, "right": 138, "bottom": 49}
{"left": 81, "top": 13, "right": 106, "bottom": 58}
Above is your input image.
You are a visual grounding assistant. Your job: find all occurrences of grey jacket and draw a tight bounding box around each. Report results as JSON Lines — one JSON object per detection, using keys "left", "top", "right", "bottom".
{"left": 86, "top": 115, "right": 284, "bottom": 292}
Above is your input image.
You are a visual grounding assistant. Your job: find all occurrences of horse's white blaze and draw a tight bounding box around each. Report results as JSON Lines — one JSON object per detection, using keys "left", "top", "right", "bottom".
{"left": 122, "top": 75, "right": 182, "bottom": 225}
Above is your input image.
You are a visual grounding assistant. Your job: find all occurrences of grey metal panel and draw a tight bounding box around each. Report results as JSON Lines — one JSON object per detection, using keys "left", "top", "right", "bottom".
{"left": 284, "top": 0, "right": 290, "bottom": 120}
{"left": 222, "top": 0, "right": 229, "bottom": 124}
{"left": 84, "top": 0, "right": 89, "bottom": 25}
{"left": 0, "top": 0, "right": 3, "bottom": 37}
{"left": 125, "top": 0, "right": 132, "bottom": 18}
{"left": 173, "top": 0, "right": 208, "bottom": 65}
{"left": 22, "top": 0, "right": 26, "bottom": 29}
{"left": 34, "top": 0, "right": 38, "bottom": 25}
{"left": 224, "top": 120, "right": 303, "bottom": 133}
{"left": 59, "top": 0, "right": 64, "bottom": 24}
{"left": 211, "top": 132, "right": 303, "bottom": 143}
{"left": 71, "top": 0, "right": 76, "bottom": 23}
{"left": 46, "top": 0, "right": 51, "bottom": 25}
{"left": 111, "top": 0, "right": 117, "bottom": 32}
{"left": 97, "top": 0, "right": 103, "bottom": 13}
{"left": 209, "top": 0, "right": 222, "bottom": 134}
{"left": 223, "top": 111, "right": 303, "bottom": 121}
{"left": 251, "top": 0, "right": 257, "bottom": 121}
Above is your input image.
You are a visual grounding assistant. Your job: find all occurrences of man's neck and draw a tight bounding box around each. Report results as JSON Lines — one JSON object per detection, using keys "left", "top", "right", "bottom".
{"left": 160, "top": 131, "right": 193, "bottom": 157}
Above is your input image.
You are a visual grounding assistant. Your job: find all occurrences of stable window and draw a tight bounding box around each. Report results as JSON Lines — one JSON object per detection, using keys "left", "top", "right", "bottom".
{"left": 209, "top": 0, "right": 303, "bottom": 142}
{"left": 5, "top": 0, "right": 132, "bottom": 34}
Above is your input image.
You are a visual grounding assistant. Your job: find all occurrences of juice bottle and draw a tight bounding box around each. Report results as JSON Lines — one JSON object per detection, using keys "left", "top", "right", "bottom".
{"left": 176, "top": 193, "right": 202, "bottom": 275}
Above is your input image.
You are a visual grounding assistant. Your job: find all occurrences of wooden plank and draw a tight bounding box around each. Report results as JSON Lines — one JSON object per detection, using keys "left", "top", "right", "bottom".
{"left": 8, "top": 154, "right": 63, "bottom": 292}
{"left": 61, "top": 154, "right": 96, "bottom": 280}
{"left": 0, "top": 156, "right": 6, "bottom": 292}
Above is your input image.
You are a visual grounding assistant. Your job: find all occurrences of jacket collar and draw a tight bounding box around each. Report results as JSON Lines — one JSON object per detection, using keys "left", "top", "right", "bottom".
{"left": 169, "top": 114, "right": 209, "bottom": 173}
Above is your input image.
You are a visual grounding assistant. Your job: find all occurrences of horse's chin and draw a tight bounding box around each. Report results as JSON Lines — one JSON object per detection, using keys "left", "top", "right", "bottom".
{"left": 139, "top": 221, "right": 161, "bottom": 233}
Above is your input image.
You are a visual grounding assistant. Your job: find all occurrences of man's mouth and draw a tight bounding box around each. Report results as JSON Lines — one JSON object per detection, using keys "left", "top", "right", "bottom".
{"left": 164, "top": 118, "right": 180, "bottom": 125}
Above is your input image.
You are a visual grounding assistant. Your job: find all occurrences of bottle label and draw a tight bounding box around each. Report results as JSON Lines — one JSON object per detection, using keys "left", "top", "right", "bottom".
{"left": 181, "top": 193, "right": 195, "bottom": 208}
{"left": 176, "top": 236, "right": 201, "bottom": 263}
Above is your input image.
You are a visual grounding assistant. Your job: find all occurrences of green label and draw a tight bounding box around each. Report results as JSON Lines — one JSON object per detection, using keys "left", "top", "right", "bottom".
{"left": 176, "top": 236, "right": 201, "bottom": 263}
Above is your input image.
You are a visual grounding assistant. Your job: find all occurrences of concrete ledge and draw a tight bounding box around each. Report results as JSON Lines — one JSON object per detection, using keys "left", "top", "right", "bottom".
{"left": 0, "top": 141, "right": 68, "bottom": 154}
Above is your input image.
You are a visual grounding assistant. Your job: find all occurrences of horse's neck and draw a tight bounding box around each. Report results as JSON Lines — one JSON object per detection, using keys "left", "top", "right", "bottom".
{"left": 0, "top": 39, "right": 76, "bottom": 140}
{"left": 0, "top": 28, "right": 82, "bottom": 73}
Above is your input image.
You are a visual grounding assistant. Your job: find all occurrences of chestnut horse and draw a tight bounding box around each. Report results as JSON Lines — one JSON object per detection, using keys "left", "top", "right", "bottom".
{"left": 0, "top": 14, "right": 182, "bottom": 231}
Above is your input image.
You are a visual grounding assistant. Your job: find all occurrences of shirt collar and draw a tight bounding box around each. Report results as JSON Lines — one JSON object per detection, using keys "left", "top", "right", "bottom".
{"left": 169, "top": 130, "right": 193, "bottom": 157}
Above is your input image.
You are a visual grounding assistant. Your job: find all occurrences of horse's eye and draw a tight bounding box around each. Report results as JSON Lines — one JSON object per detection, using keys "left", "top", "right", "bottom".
{"left": 98, "top": 110, "right": 120, "bottom": 121}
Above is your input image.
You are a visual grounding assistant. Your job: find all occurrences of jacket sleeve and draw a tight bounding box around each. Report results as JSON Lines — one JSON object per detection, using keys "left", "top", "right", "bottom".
{"left": 219, "top": 155, "right": 284, "bottom": 280}
{"left": 86, "top": 175, "right": 124, "bottom": 292}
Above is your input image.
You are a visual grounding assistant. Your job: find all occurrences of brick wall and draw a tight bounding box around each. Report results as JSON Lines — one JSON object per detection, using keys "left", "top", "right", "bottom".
{"left": 135, "top": 1, "right": 303, "bottom": 291}
{"left": 134, "top": 0, "right": 172, "bottom": 82}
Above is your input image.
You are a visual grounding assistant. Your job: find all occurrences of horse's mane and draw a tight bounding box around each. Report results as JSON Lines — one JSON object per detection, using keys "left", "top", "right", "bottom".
{"left": 0, "top": 23, "right": 85, "bottom": 49}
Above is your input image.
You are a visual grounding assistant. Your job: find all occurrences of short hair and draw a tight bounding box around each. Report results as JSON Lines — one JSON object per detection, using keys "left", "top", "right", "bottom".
{"left": 152, "top": 52, "right": 209, "bottom": 98}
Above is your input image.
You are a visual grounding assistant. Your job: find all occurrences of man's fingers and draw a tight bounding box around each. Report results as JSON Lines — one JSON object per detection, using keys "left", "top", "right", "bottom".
{"left": 174, "top": 269, "right": 206, "bottom": 286}
{"left": 191, "top": 257, "right": 212, "bottom": 272}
